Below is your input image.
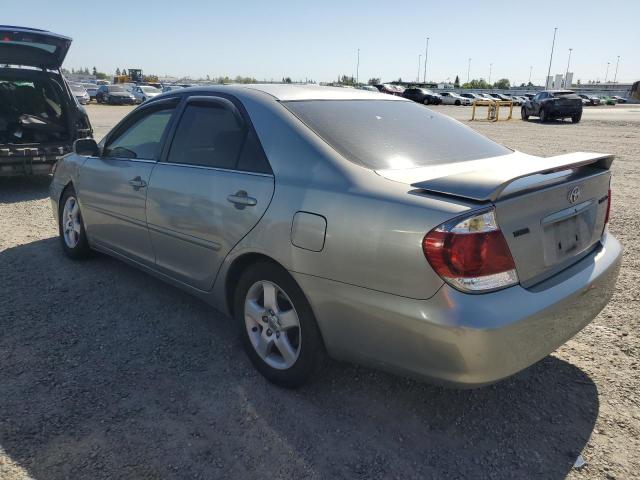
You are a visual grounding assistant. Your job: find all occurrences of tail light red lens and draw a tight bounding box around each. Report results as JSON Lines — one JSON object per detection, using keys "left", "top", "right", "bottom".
{"left": 604, "top": 189, "right": 611, "bottom": 225}
{"left": 422, "top": 209, "right": 518, "bottom": 292}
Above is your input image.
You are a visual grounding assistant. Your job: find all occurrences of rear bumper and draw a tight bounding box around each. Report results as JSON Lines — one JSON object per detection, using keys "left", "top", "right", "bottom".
{"left": 108, "top": 97, "right": 135, "bottom": 105}
{"left": 0, "top": 152, "right": 61, "bottom": 176}
{"left": 294, "top": 233, "right": 621, "bottom": 387}
{"left": 547, "top": 106, "right": 582, "bottom": 117}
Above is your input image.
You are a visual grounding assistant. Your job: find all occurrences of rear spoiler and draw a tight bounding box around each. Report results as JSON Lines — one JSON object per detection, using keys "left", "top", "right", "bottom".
{"left": 411, "top": 152, "right": 614, "bottom": 202}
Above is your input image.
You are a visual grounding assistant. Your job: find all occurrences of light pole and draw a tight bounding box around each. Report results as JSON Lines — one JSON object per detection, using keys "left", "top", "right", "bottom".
{"left": 614, "top": 55, "right": 620, "bottom": 83}
{"left": 545, "top": 27, "right": 558, "bottom": 89}
{"left": 604, "top": 61, "right": 610, "bottom": 83}
{"left": 423, "top": 37, "right": 429, "bottom": 83}
{"left": 528, "top": 65, "right": 533, "bottom": 85}
{"left": 417, "top": 54, "right": 422, "bottom": 83}
{"left": 488, "top": 63, "right": 492, "bottom": 85}
{"left": 356, "top": 48, "right": 360, "bottom": 85}
{"left": 467, "top": 58, "right": 471, "bottom": 83}
{"left": 564, "top": 48, "right": 572, "bottom": 88}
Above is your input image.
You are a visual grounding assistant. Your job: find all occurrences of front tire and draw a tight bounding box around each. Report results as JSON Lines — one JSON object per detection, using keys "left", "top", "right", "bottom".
{"left": 521, "top": 107, "right": 529, "bottom": 120}
{"left": 572, "top": 113, "right": 582, "bottom": 123}
{"left": 59, "top": 186, "right": 91, "bottom": 260}
{"left": 234, "top": 261, "right": 326, "bottom": 388}
{"left": 455, "top": 100, "right": 461, "bottom": 106}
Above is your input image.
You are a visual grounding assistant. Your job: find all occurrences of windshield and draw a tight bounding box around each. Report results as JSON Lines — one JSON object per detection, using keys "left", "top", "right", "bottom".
{"left": 69, "top": 84, "right": 85, "bottom": 93}
{"left": 108, "top": 85, "right": 125, "bottom": 92}
{"left": 141, "top": 86, "right": 160, "bottom": 93}
{"left": 284, "top": 100, "right": 511, "bottom": 170}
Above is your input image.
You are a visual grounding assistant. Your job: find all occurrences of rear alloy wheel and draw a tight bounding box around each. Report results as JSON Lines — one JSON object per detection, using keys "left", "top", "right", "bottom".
{"left": 59, "top": 187, "right": 91, "bottom": 259}
{"left": 572, "top": 113, "right": 582, "bottom": 123}
{"left": 521, "top": 107, "right": 529, "bottom": 120}
{"left": 539, "top": 108, "right": 547, "bottom": 123}
{"left": 235, "top": 262, "right": 325, "bottom": 387}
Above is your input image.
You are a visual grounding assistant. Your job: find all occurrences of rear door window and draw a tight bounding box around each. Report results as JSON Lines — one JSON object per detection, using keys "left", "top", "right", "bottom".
{"left": 167, "top": 98, "right": 271, "bottom": 173}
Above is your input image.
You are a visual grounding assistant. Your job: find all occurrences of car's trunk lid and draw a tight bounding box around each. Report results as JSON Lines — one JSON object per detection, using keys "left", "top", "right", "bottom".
{"left": 0, "top": 26, "right": 71, "bottom": 69}
{"left": 377, "top": 151, "right": 613, "bottom": 287}
{"left": 551, "top": 94, "right": 582, "bottom": 109}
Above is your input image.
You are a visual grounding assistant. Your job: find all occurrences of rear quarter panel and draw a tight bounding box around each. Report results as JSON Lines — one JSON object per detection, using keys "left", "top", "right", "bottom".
{"left": 216, "top": 92, "right": 476, "bottom": 301}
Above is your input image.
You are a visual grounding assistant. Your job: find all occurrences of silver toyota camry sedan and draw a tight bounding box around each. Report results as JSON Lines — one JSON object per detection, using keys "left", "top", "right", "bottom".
{"left": 50, "top": 85, "right": 621, "bottom": 388}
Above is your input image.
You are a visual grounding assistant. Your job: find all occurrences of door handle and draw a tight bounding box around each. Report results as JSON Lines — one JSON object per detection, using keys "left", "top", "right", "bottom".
{"left": 128, "top": 176, "right": 147, "bottom": 190}
{"left": 227, "top": 190, "right": 257, "bottom": 209}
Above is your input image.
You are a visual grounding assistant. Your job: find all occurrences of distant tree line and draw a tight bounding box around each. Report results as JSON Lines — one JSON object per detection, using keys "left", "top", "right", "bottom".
{"left": 460, "top": 78, "right": 511, "bottom": 89}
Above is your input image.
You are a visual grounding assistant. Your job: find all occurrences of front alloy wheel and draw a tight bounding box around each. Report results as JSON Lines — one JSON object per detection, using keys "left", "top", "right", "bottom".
{"left": 62, "top": 196, "right": 82, "bottom": 249}
{"left": 59, "top": 187, "right": 91, "bottom": 259}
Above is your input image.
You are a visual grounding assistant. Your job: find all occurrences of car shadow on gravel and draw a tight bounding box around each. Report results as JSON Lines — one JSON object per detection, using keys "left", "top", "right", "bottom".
{"left": 0, "top": 176, "right": 51, "bottom": 204}
{"left": 0, "top": 238, "right": 599, "bottom": 480}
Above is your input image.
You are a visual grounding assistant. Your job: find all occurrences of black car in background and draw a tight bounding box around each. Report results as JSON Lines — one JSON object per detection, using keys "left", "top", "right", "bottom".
{"left": 521, "top": 90, "right": 583, "bottom": 123}
{"left": 95, "top": 85, "right": 136, "bottom": 105}
{"left": 0, "top": 25, "right": 93, "bottom": 176}
{"left": 402, "top": 87, "right": 442, "bottom": 105}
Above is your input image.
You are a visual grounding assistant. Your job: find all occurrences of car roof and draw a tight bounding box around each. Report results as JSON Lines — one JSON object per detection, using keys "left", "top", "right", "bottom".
{"left": 174, "top": 84, "right": 403, "bottom": 102}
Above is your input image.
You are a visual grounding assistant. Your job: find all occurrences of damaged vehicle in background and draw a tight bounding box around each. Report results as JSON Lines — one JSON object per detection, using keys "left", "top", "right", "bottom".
{"left": 0, "top": 26, "right": 92, "bottom": 176}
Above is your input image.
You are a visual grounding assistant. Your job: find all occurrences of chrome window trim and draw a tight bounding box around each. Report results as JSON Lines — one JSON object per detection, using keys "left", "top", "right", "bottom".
{"left": 160, "top": 161, "right": 274, "bottom": 178}
{"left": 99, "top": 157, "right": 157, "bottom": 164}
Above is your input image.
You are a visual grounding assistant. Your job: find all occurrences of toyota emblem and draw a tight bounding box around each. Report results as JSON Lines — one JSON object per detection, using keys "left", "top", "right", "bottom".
{"left": 568, "top": 186, "right": 581, "bottom": 204}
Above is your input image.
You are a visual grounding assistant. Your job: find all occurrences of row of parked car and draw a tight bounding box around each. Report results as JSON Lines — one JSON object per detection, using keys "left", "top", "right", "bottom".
{"left": 371, "top": 84, "right": 628, "bottom": 107}
{"left": 66, "top": 82, "right": 193, "bottom": 105}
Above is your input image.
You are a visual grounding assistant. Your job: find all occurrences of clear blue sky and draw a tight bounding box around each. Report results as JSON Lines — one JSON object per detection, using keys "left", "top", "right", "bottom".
{"left": 3, "top": 0, "right": 639, "bottom": 84}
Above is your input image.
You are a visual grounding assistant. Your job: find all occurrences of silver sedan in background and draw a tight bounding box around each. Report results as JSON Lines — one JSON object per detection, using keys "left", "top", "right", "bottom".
{"left": 50, "top": 85, "right": 621, "bottom": 388}
{"left": 131, "top": 85, "right": 162, "bottom": 103}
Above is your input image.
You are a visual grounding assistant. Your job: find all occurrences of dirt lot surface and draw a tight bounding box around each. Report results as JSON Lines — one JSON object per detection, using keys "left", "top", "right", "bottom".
{"left": 1, "top": 103, "right": 638, "bottom": 480}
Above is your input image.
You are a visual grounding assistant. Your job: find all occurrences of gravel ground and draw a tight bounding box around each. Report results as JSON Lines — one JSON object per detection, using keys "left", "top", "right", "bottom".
{"left": 0, "top": 103, "right": 638, "bottom": 480}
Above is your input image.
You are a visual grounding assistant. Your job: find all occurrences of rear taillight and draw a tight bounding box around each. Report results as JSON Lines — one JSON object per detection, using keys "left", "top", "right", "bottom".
{"left": 422, "top": 209, "right": 519, "bottom": 292}
{"left": 604, "top": 189, "right": 611, "bottom": 226}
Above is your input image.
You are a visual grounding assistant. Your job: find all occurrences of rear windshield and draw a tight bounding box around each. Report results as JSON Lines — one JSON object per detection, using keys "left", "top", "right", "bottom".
{"left": 285, "top": 100, "right": 510, "bottom": 170}
{"left": 108, "top": 85, "right": 124, "bottom": 92}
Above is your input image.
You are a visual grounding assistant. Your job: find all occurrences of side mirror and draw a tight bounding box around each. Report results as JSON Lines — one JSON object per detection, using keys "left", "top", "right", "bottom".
{"left": 74, "top": 138, "right": 99, "bottom": 157}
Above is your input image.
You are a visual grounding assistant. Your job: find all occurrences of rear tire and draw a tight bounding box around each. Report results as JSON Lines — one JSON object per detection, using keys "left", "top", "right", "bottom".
{"left": 571, "top": 113, "right": 582, "bottom": 123}
{"left": 521, "top": 107, "right": 529, "bottom": 120}
{"left": 539, "top": 108, "right": 547, "bottom": 123}
{"left": 59, "top": 186, "right": 91, "bottom": 260}
{"left": 234, "top": 261, "right": 326, "bottom": 388}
